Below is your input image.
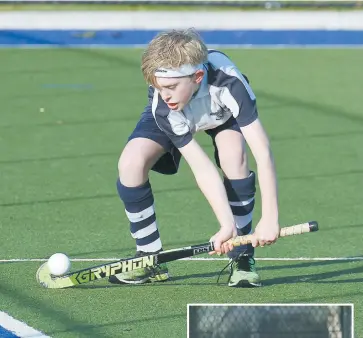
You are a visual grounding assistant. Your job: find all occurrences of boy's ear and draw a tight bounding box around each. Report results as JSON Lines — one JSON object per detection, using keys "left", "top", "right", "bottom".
{"left": 195, "top": 69, "right": 204, "bottom": 84}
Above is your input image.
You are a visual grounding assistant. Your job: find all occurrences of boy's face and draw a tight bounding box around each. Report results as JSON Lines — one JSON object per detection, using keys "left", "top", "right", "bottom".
{"left": 155, "top": 70, "right": 204, "bottom": 111}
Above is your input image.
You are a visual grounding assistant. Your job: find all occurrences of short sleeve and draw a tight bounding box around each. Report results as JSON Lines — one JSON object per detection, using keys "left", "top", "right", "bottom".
{"left": 218, "top": 70, "right": 258, "bottom": 127}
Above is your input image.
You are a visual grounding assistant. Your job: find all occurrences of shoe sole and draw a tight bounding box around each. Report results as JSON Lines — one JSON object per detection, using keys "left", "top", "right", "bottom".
{"left": 113, "top": 277, "right": 151, "bottom": 284}
{"left": 228, "top": 279, "right": 262, "bottom": 288}
{"left": 109, "top": 272, "right": 170, "bottom": 285}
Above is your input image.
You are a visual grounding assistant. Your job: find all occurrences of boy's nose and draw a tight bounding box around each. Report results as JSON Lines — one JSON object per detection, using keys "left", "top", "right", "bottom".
{"left": 162, "top": 94, "right": 171, "bottom": 102}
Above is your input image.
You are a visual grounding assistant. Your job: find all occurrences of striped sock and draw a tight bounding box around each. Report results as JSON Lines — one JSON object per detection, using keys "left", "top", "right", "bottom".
{"left": 224, "top": 172, "right": 256, "bottom": 258}
{"left": 116, "top": 179, "right": 162, "bottom": 253}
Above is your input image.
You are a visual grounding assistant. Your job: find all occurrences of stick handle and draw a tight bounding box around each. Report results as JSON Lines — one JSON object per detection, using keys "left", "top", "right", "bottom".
{"left": 228, "top": 221, "right": 319, "bottom": 247}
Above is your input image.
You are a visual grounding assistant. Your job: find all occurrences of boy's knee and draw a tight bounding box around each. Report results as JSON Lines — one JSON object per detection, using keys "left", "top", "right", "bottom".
{"left": 118, "top": 152, "right": 148, "bottom": 182}
{"left": 220, "top": 151, "right": 249, "bottom": 179}
{"left": 118, "top": 138, "right": 165, "bottom": 186}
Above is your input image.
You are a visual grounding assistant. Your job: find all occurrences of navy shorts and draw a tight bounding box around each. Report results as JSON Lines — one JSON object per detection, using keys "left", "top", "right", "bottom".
{"left": 128, "top": 109, "right": 241, "bottom": 175}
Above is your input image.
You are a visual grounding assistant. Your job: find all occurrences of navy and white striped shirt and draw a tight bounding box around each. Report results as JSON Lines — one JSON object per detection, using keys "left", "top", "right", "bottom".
{"left": 151, "top": 50, "right": 258, "bottom": 148}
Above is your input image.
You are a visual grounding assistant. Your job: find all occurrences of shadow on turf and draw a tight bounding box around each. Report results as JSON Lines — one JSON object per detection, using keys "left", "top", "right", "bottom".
{"left": 278, "top": 169, "right": 363, "bottom": 181}
{"left": 3, "top": 128, "right": 361, "bottom": 165}
{"left": 0, "top": 279, "right": 114, "bottom": 338}
{"left": 0, "top": 114, "right": 142, "bottom": 129}
{"left": 0, "top": 185, "right": 197, "bottom": 207}
{"left": 259, "top": 259, "right": 363, "bottom": 286}
{"left": 46, "top": 313, "right": 184, "bottom": 336}
{"left": 0, "top": 151, "right": 119, "bottom": 164}
{"left": 255, "top": 89, "right": 363, "bottom": 125}
{"left": 201, "top": 129, "right": 363, "bottom": 150}
{"left": 1, "top": 276, "right": 184, "bottom": 336}
{"left": 2, "top": 166, "right": 363, "bottom": 207}
{"left": 258, "top": 256, "right": 363, "bottom": 272}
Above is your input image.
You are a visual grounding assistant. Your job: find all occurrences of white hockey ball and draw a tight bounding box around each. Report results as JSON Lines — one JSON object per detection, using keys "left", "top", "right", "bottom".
{"left": 47, "top": 253, "right": 71, "bottom": 276}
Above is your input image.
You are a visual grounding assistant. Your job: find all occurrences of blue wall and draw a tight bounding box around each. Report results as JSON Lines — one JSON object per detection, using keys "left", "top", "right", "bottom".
{"left": 1, "top": 29, "right": 363, "bottom": 46}
{"left": 0, "top": 326, "right": 19, "bottom": 338}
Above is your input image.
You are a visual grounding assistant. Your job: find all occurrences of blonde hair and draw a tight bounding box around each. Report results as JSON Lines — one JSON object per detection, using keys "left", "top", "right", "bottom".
{"left": 141, "top": 28, "right": 208, "bottom": 87}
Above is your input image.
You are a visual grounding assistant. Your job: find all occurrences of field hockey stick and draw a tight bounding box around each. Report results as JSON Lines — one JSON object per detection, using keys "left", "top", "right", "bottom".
{"left": 36, "top": 221, "right": 318, "bottom": 289}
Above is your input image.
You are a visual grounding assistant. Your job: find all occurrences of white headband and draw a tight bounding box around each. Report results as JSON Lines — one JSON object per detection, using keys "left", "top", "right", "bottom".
{"left": 154, "top": 64, "right": 203, "bottom": 78}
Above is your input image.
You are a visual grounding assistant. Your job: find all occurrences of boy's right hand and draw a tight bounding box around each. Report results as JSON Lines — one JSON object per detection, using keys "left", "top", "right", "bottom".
{"left": 209, "top": 225, "right": 237, "bottom": 255}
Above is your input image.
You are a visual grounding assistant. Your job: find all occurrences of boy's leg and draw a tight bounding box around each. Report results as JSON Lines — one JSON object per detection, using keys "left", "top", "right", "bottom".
{"left": 223, "top": 173, "right": 255, "bottom": 259}
{"left": 117, "top": 138, "right": 164, "bottom": 254}
{"left": 206, "top": 117, "right": 261, "bottom": 287}
{"left": 109, "top": 111, "right": 181, "bottom": 284}
{"left": 222, "top": 173, "right": 260, "bottom": 287}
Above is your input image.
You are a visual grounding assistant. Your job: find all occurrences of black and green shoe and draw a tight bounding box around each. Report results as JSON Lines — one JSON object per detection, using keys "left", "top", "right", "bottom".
{"left": 108, "top": 251, "right": 170, "bottom": 285}
{"left": 228, "top": 254, "right": 261, "bottom": 287}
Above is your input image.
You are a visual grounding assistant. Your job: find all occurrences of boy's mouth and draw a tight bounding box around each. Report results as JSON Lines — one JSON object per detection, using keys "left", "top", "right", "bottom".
{"left": 167, "top": 103, "right": 178, "bottom": 110}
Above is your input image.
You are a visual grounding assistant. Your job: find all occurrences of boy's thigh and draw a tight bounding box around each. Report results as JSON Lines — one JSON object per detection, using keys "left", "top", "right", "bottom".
{"left": 120, "top": 137, "right": 165, "bottom": 171}
{"left": 127, "top": 112, "right": 182, "bottom": 175}
{"left": 205, "top": 117, "right": 249, "bottom": 178}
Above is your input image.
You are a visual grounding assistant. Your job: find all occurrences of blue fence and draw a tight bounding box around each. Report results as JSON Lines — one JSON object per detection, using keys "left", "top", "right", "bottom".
{"left": 1, "top": 29, "right": 363, "bottom": 46}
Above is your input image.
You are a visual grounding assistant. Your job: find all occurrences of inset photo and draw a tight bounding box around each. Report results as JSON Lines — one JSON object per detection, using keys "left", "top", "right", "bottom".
{"left": 188, "top": 304, "right": 353, "bottom": 338}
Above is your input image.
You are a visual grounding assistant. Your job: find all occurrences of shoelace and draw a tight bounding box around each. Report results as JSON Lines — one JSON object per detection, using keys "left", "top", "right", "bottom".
{"left": 216, "top": 249, "right": 247, "bottom": 285}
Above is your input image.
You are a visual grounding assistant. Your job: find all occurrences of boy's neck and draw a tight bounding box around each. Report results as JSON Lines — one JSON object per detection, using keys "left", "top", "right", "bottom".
{"left": 192, "top": 83, "right": 201, "bottom": 98}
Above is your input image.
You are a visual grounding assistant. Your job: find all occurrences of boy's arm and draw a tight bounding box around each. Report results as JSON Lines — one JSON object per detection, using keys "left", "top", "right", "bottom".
{"left": 242, "top": 118, "right": 280, "bottom": 246}
{"left": 178, "top": 138, "right": 234, "bottom": 228}
{"left": 216, "top": 67, "right": 279, "bottom": 246}
{"left": 178, "top": 138, "right": 237, "bottom": 253}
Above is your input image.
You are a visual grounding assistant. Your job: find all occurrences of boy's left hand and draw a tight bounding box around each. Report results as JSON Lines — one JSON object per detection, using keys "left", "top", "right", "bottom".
{"left": 251, "top": 218, "right": 280, "bottom": 248}
{"left": 209, "top": 225, "right": 237, "bottom": 255}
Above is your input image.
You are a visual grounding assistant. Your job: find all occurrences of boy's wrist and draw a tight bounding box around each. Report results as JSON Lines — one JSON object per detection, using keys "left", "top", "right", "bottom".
{"left": 220, "top": 222, "right": 237, "bottom": 229}
{"left": 261, "top": 210, "right": 279, "bottom": 223}
{"left": 261, "top": 200, "right": 279, "bottom": 221}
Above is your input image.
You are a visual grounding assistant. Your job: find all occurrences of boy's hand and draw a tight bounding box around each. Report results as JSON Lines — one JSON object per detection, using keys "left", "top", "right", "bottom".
{"left": 209, "top": 225, "right": 237, "bottom": 255}
{"left": 251, "top": 218, "right": 280, "bottom": 248}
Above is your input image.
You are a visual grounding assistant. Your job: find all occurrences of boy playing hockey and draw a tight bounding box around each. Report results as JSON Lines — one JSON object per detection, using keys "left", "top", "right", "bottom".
{"left": 110, "top": 29, "right": 280, "bottom": 287}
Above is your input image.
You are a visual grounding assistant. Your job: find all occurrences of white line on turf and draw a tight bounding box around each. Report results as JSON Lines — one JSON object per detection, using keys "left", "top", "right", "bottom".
{"left": 0, "top": 312, "right": 51, "bottom": 338}
{"left": 1, "top": 257, "right": 363, "bottom": 263}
